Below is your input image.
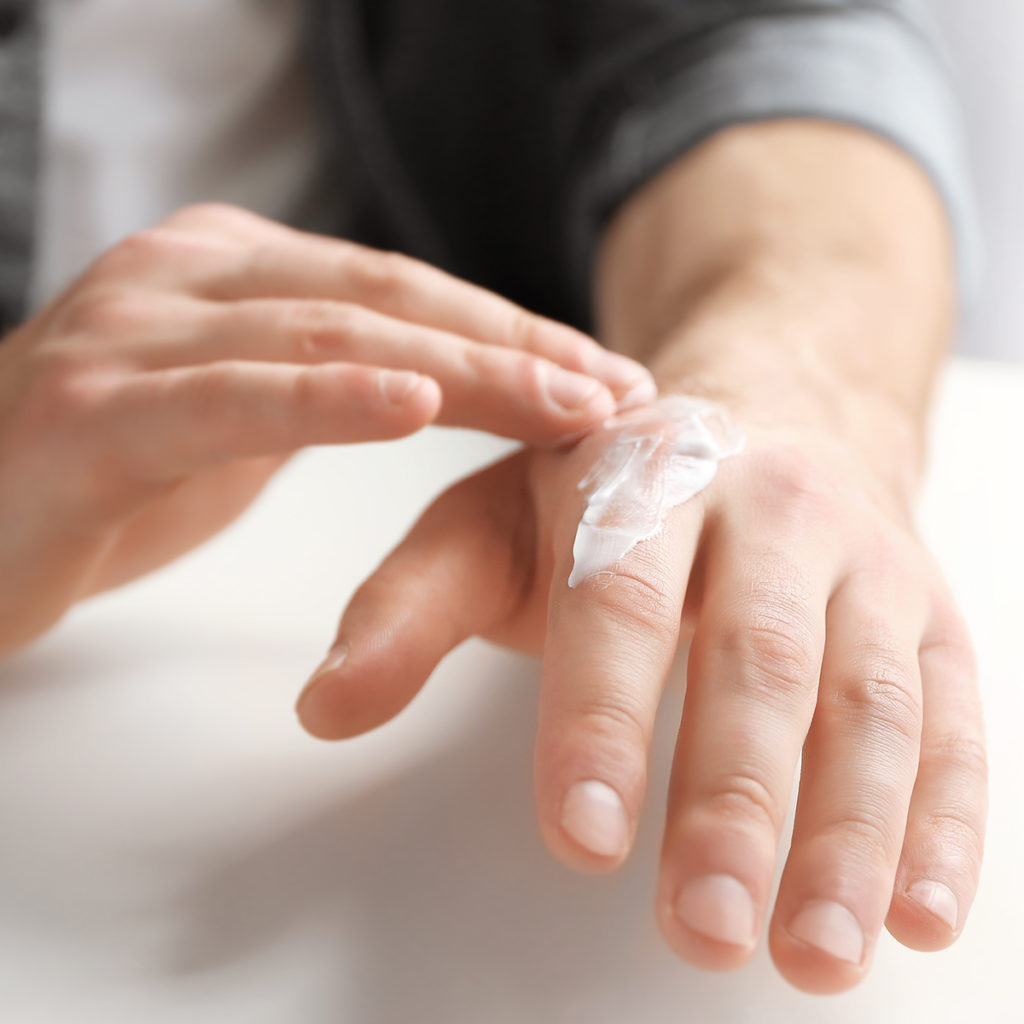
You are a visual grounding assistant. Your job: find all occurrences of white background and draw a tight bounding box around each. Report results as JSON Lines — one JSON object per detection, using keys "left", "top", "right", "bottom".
{"left": 0, "top": 361, "right": 1021, "bottom": 1023}
{"left": 928, "top": 0, "right": 1024, "bottom": 362}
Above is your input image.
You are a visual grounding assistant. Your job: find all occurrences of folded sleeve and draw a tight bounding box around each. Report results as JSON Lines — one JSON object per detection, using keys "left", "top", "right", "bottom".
{"left": 556, "top": 0, "right": 980, "bottom": 314}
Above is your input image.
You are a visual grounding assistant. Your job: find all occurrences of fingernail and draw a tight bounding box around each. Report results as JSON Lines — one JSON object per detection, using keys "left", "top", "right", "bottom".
{"left": 560, "top": 780, "right": 630, "bottom": 859}
{"left": 297, "top": 643, "right": 350, "bottom": 711}
{"left": 545, "top": 369, "right": 605, "bottom": 412}
{"left": 587, "top": 349, "right": 656, "bottom": 392}
{"left": 616, "top": 376, "right": 658, "bottom": 411}
{"left": 379, "top": 370, "right": 424, "bottom": 404}
{"left": 907, "top": 880, "right": 958, "bottom": 931}
{"left": 675, "top": 874, "right": 757, "bottom": 947}
{"left": 788, "top": 900, "right": 864, "bottom": 964}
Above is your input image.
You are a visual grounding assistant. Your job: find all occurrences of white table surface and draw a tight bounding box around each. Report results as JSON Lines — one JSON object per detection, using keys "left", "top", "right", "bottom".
{"left": 1, "top": 358, "right": 1021, "bottom": 1023}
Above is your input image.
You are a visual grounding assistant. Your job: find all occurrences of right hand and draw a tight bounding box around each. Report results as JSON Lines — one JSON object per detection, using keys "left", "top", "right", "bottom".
{"left": 0, "top": 203, "right": 653, "bottom": 655}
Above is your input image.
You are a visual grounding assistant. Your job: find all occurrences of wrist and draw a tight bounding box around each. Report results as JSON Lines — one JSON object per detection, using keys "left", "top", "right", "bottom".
{"left": 592, "top": 121, "right": 956, "bottom": 508}
{"left": 641, "top": 264, "right": 932, "bottom": 507}
{"left": 658, "top": 361, "right": 923, "bottom": 514}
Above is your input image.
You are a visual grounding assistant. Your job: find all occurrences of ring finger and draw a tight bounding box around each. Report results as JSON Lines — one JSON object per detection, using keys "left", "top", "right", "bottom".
{"left": 534, "top": 497, "right": 703, "bottom": 873}
{"left": 769, "top": 563, "right": 930, "bottom": 993}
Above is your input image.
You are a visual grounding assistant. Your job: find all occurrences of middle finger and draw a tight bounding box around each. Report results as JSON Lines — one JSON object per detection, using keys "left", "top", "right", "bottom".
{"left": 657, "top": 510, "right": 834, "bottom": 971}
{"left": 131, "top": 298, "right": 618, "bottom": 443}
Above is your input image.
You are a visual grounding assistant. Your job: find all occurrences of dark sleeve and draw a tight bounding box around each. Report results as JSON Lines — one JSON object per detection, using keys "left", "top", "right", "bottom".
{"left": 551, "top": 0, "right": 980, "bottom": 311}
{"left": 0, "top": 7, "right": 41, "bottom": 334}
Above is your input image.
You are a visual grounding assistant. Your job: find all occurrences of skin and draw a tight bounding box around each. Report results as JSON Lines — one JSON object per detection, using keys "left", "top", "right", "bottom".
{"left": 298, "top": 122, "right": 988, "bottom": 995}
{"left": 0, "top": 202, "right": 655, "bottom": 656}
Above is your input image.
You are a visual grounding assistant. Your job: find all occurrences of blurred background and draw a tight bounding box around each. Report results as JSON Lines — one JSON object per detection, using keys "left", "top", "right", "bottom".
{"left": 928, "top": 0, "right": 1024, "bottom": 362}
{"left": 28, "top": 1, "right": 1022, "bottom": 364}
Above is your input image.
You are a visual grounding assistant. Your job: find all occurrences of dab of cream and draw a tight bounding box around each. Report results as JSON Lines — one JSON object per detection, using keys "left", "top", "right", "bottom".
{"left": 568, "top": 396, "right": 745, "bottom": 588}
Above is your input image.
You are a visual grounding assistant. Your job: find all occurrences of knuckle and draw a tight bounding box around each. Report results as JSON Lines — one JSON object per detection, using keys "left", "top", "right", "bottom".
{"left": 838, "top": 605, "right": 906, "bottom": 652}
{"left": 921, "top": 730, "right": 989, "bottom": 787}
{"left": 187, "top": 363, "right": 235, "bottom": 412}
{"left": 717, "top": 608, "right": 818, "bottom": 697}
{"left": 281, "top": 300, "right": 360, "bottom": 361}
{"left": 820, "top": 806, "right": 900, "bottom": 860}
{"left": 59, "top": 287, "right": 143, "bottom": 337}
{"left": 166, "top": 201, "right": 255, "bottom": 232}
{"left": 921, "top": 615, "right": 979, "bottom": 681}
{"left": 287, "top": 365, "right": 324, "bottom": 414}
{"left": 830, "top": 654, "right": 923, "bottom": 746}
{"left": 348, "top": 248, "right": 412, "bottom": 306}
{"left": 12, "top": 348, "right": 114, "bottom": 436}
{"left": 504, "top": 305, "right": 544, "bottom": 351}
{"left": 504, "top": 348, "right": 546, "bottom": 400}
{"left": 920, "top": 806, "right": 986, "bottom": 864}
{"left": 701, "top": 769, "right": 781, "bottom": 833}
{"left": 180, "top": 363, "right": 271, "bottom": 450}
{"left": 89, "top": 229, "right": 180, "bottom": 280}
{"left": 752, "top": 446, "right": 837, "bottom": 519}
{"left": 585, "top": 569, "right": 679, "bottom": 645}
{"left": 573, "top": 694, "right": 653, "bottom": 753}
{"left": 855, "top": 529, "right": 912, "bottom": 576}
{"left": 745, "top": 622, "right": 817, "bottom": 688}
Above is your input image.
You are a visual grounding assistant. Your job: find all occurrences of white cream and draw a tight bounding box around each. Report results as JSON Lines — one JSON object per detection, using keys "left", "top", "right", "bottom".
{"left": 568, "top": 396, "right": 745, "bottom": 588}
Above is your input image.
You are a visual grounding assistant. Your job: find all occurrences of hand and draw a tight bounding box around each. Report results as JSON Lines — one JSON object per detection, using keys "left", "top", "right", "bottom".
{"left": 297, "top": 390, "right": 986, "bottom": 995}
{"left": 0, "top": 203, "right": 653, "bottom": 655}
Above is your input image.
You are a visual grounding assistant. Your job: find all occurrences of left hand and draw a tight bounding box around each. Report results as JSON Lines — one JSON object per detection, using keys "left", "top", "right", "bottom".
{"left": 297, "top": 386, "right": 987, "bottom": 995}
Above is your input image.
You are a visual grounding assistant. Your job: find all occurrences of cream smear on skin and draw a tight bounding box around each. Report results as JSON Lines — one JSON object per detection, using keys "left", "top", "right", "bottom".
{"left": 568, "top": 396, "right": 745, "bottom": 588}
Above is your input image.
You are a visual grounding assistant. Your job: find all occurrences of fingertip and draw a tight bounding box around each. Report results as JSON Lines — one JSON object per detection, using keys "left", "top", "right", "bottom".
{"left": 295, "top": 643, "right": 364, "bottom": 741}
{"left": 655, "top": 872, "right": 761, "bottom": 972}
{"left": 377, "top": 370, "right": 442, "bottom": 425}
{"left": 296, "top": 646, "right": 420, "bottom": 741}
{"left": 656, "top": 897, "right": 758, "bottom": 974}
{"left": 534, "top": 722, "right": 647, "bottom": 874}
{"left": 768, "top": 904, "right": 870, "bottom": 995}
{"left": 296, "top": 538, "right": 478, "bottom": 743}
{"left": 542, "top": 367, "right": 618, "bottom": 426}
{"left": 614, "top": 373, "right": 658, "bottom": 411}
{"left": 548, "top": 326, "right": 657, "bottom": 408}
{"left": 885, "top": 880, "right": 962, "bottom": 951}
{"left": 297, "top": 458, "right": 523, "bottom": 742}
{"left": 295, "top": 679, "right": 352, "bottom": 741}
{"left": 547, "top": 779, "right": 633, "bottom": 873}
{"left": 295, "top": 620, "right": 429, "bottom": 741}
{"left": 317, "top": 366, "right": 441, "bottom": 444}
{"left": 768, "top": 942, "right": 867, "bottom": 996}
{"left": 295, "top": 683, "right": 368, "bottom": 742}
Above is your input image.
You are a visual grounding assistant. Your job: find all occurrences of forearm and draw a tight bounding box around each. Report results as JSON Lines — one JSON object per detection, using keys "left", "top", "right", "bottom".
{"left": 595, "top": 120, "right": 956, "bottom": 492}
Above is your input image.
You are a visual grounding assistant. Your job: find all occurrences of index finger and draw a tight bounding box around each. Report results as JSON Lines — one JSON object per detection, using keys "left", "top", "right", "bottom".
{"left": 159, "top": 205, "right": 656, "bottom": 405}
{"left": 533, "top": 399, "right": 741, "bottom": 870}
{"left": 535, "top": 508, "right": 699, "bottom": 872}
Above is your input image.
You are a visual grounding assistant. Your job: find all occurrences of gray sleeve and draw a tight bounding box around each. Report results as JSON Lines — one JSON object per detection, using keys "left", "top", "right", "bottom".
{"left": 561, "top": 1, "right": 980, "bottom": 311}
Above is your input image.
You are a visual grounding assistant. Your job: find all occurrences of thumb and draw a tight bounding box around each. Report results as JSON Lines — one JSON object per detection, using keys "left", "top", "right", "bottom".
{"left": 295, "top": 453, "right": 533, "bottom": 740}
